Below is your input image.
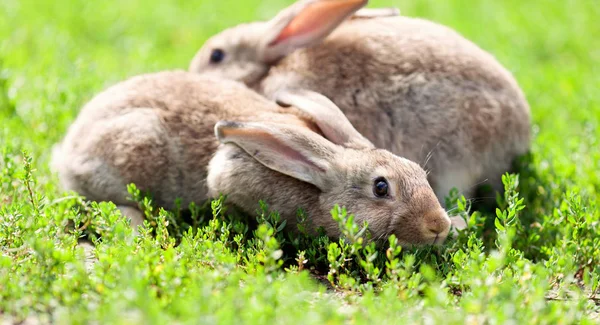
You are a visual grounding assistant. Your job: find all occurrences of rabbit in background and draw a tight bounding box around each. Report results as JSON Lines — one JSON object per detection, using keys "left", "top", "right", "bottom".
{"left": 52, "top": 71, "right": 452, "bottom": 245}
{"left": 190, "top": 0, "right": 531, "bottom": 206}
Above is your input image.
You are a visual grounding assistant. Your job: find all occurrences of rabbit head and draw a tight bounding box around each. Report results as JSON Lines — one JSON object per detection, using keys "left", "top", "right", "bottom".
{"left": 190, "top": 0, "right": 368, "bottom": 87}
{"left": 209, "top": 89, "right": 451, "bottom": 245}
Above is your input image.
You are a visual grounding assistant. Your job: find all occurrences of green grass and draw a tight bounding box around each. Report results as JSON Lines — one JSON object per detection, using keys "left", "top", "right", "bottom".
{"left": 1, "top": 0, "right": 599, "bottom": 323}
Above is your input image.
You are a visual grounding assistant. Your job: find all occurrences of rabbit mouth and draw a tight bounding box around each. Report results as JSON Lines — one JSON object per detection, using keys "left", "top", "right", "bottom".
{"left": 430, "top": 232, "right": 450, "bottom": 246}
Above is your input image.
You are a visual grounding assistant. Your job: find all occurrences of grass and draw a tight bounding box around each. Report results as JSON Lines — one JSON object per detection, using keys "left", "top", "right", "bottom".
{"left": 1, "top": 0, "right": 599, "bottom": 323}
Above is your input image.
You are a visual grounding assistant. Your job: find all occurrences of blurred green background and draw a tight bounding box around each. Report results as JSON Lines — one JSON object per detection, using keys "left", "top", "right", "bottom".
{"left": 1, "top": 0, "right": 599, "bottom": 323}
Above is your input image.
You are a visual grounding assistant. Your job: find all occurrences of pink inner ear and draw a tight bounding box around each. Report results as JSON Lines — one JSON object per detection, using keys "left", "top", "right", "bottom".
{"left": 270, "top": 12, "right": 322, "bottom": 46}
{"left": 222, "top": 126, "right": 325, "bottom": 173}
{"left": 260, "top": 133, "right": 327, "bottom": 173}
{"left": 269, "top": 0, "right": 361, "bottom": 47}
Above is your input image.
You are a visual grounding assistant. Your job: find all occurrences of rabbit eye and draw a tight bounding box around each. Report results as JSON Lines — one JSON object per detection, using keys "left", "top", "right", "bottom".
{"left": 210, "top": 49, "right": 225, "bottom": 64}
{"left": 373, "top": 177, "right": 389, "bottom": 198}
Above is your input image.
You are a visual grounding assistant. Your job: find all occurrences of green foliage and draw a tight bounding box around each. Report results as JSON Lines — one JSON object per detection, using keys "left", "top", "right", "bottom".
{"left": 1, "top": 0, "right": 599, "bottom": 323}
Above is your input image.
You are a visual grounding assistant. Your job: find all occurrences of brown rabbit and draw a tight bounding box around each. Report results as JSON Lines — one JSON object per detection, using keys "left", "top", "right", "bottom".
{"left": 52, "top": 71, "right": 451, "bottom": 245}
{"left": 189, "top": 0, "right": 531, "bottom": 204}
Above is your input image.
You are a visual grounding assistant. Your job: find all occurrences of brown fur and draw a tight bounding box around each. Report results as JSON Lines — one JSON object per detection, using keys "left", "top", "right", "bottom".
{"left": 190, "top": 7, "right": 531, "bottom": 203}
{"left": 53, "top": 71, "right": 451, "bottom": 245}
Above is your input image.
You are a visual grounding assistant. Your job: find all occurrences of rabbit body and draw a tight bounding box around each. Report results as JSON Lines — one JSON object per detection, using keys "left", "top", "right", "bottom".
{"left": 53, "top": 70, "right": 451, "bottom": 244}
{"left": 53, "top": 71, "right": 302, "bottom": 209}
{"left": 192, "top": 15, "right": 531, "bottom": 202}
{"left": 260, "top": 17, "right": 531, "bottom": 199}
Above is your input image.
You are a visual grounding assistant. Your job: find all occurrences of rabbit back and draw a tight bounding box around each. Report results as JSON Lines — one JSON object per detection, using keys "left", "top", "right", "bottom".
{"left": 54, "top": 71, "right": 288, "bottom": 208}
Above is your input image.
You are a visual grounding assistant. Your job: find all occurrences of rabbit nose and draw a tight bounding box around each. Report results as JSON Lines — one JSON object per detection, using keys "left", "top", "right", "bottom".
{"left": 424, "top": 208, "right": 451, "bottom": 236}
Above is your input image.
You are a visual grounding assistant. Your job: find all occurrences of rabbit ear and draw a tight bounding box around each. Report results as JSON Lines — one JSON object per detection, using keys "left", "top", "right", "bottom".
{"left": 261, "top": 0, "right": 367, "bottom": 63}
{"left": 351, "top": 7, "right": 400, "bottom": 19}
{"left": 274, "top": 89, "right": 375, "bottom": 149}
{"left": 214, "top": 120, "right": 341, "bottom": 191}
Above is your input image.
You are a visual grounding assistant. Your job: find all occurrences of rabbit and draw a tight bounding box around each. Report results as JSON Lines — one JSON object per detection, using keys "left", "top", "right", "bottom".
{"left": 52, "top": 70, "right": 452, "bottom": 245}
{"left": 189, "top": 0, "right": 532, "bottom": 205}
